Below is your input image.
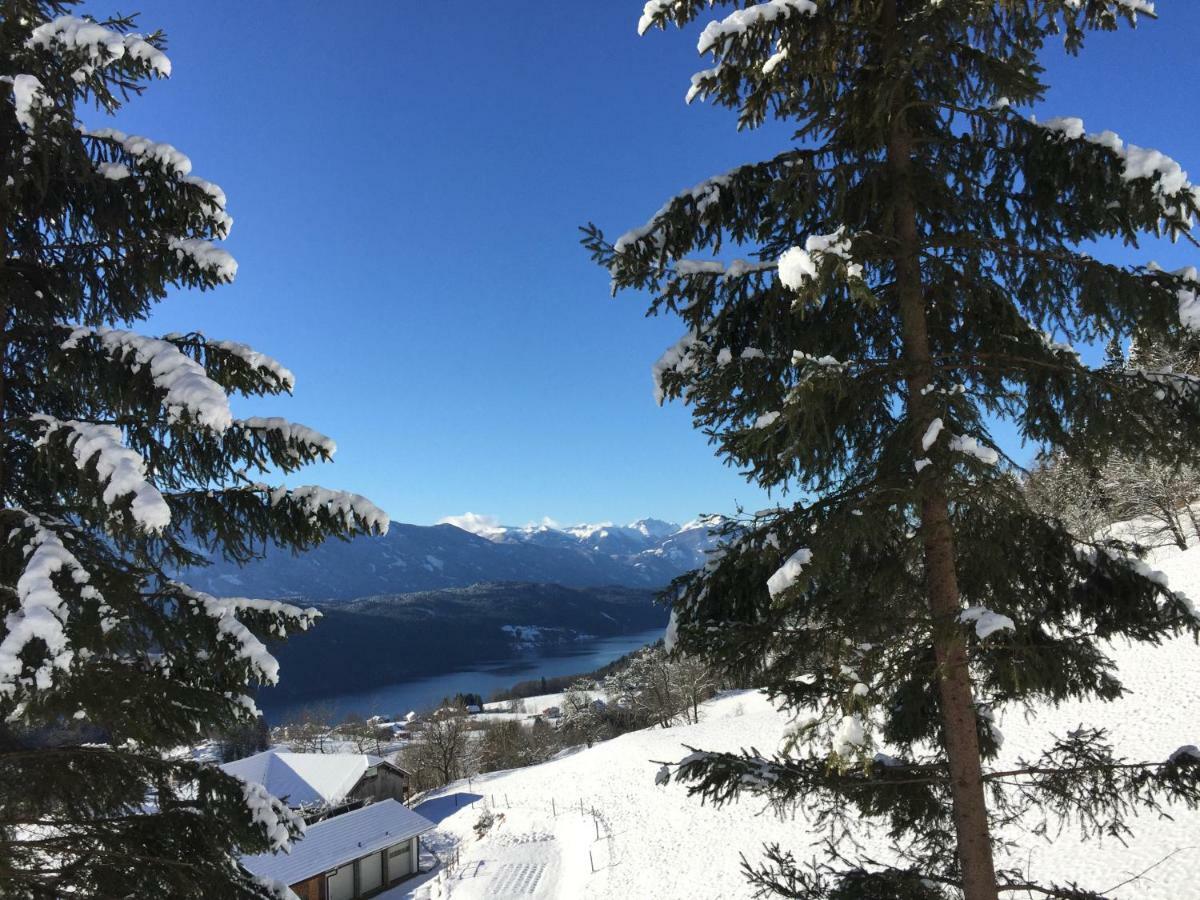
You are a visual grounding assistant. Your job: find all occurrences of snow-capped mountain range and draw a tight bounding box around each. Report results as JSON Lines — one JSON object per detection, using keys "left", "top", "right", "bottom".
{"left": 185, "top": 516, "right": 723, "bottom": 602}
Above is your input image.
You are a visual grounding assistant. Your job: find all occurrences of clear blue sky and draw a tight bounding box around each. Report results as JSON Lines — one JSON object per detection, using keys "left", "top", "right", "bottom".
{"left": 97, "top": 3, "right": 1200, "bottom": 528}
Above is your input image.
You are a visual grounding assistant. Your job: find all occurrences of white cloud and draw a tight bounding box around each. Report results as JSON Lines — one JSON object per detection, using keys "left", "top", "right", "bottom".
{"left": 437, "top": 511, "right": 506, "bottom": 539}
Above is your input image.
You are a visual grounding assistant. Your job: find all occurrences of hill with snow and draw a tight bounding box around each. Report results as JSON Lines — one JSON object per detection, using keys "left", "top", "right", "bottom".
{"left": 184, "top": 517, "right": 722, "bottom": 602}
{"left": 391, "top": 537, "right": 1200, "bottom": 900}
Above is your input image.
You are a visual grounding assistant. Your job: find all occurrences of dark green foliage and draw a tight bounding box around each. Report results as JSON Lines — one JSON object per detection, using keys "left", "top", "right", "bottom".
{"left": 0, "top": 3, "right": 385, "bottom": 896}
{"left": 587, "top": 1, "right": 1200, "bottom": 896}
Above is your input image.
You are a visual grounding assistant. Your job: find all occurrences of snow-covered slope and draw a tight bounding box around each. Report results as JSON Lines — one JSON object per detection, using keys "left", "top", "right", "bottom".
{"left": 396, "top": 539, "right": 1200, "bottom": 900}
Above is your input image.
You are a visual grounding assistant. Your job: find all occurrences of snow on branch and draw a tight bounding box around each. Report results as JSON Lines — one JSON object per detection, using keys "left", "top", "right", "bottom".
{"left": 1159, "top": 265, "right": 1200, "bottom": 331}
{"left": 767, "top": 547, "right": 813, "bottom": 598}
{"left": 28, "top": 15, "right": 171, "bottom": 82}
{"left": 637, "top": 0, "right": 680, "bottom": 36}
{"left": 239, "top": 780, "right": 305, "bottom": 852}
{"left": 1078, "top": 545, "right": 1198, "bottom": 622}
{"left": 1065, "top": 0, "right": 1156, "bottom": 16}
{"left": 777, "top": 227, "right": 863, "bottom": 292}
{"left": 696, "top": 0, "right": 818, "bottom": 56}
{"left": 948, "top": 434, "right": 1000, "bottom": 466}
{"left": 613, "top": 168, "right": 741, "bottom": 258}
{"left": 832, "top": 713, "right": 867, "bottom": 758}
{"left": 270, "top": 485, "right": 390, "bottom": 536}
{"left": 921, "top": 418, "right": 944, "bottom": 452}
{"left": 62, "top": 327, "right": 233, "bottom": 432}
{"left": 4, "top": 74, "right": 47, "bottom": 130}
{"left": 960, "top": 606, "right": 1016, "bottom": 640}
{"left": 1035, "top": 116, "right": 1199, "bottom": 223}
{"left": 174, "top": 583, "right": 317, "bottom": 686}
{"left": 0, "top": 517, "right": 102, "bottom": 696}
{"left": 84, "top": 128, "right": 233, "bottom": 236}
{"left": 685, "top": 64, "right": 722, "bottom": 104}
{"left": 675, "top": 258, "right": 777, "bottom": 279}
{"left": 33, "top": 415, "right": 171, "bottom": 532}
{"left": 239, "top": 417, "right": 336, "bottom": 459}
{"left": 167, "top": 237, "right": 238, "bottom": 283}
{"left": 208, "top": 340, "right": 295, "bottom": 392}
{"left": 652, "top": 329, "right": 704, "bottom": 405}
{"left": 85, "top": 127, "right": 191, "bottom": 176}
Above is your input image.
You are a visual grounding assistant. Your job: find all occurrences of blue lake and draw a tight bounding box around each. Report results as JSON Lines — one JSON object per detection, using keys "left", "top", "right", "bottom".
{"left": 259, "top": 627, "right": 663, "bottom": 724}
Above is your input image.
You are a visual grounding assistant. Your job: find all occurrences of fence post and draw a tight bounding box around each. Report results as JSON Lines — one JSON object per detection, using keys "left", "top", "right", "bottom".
{"left": 589, "top": 848, "right": 595, "bottom": 873}
{"left": 552, "top": 798, "right": 556, "bottom": 818}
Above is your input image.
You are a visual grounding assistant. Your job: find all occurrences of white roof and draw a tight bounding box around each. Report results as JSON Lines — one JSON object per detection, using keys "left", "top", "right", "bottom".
{"left": 240, "top": 799, "right": 434, "bottom": 885}
{"left": 220, "top": 751, "right": 370, "bottom": 808}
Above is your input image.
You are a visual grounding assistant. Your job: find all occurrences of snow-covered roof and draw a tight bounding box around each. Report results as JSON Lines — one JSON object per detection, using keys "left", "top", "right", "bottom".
{"left": 240, "top": 799, "right": 434, "bottom": 886}
{"left": 220, "top": 751, "right": 370, "bottom": 808}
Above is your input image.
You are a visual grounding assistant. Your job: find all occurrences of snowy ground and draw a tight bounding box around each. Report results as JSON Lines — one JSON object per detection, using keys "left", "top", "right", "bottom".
{"left": 382, "top": 537, "right": 1200, "bottom": 899}
{"left": 482, "top": 690, "right": 605, "bottom": 717}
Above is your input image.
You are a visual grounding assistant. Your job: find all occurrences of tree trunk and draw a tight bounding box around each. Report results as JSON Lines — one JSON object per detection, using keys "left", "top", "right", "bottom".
{"left": 883, "top": 4, "right": 999, "bottom": 896}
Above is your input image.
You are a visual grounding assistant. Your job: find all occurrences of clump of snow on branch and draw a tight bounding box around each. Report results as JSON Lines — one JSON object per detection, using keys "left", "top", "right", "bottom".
{"left": 613, "top": 170, "right": 738, "bottom": 257}
{"left": 168, "top": 237, "right": 238, "bottom": 282}
{"left": 96, "top": 161, "right": 129, "bottom": 180}
{"left": 921, "top": 418, "right": 944, "bottom": 452}
{"left": 240, "top": 418, "right": 336, "bottom": 458}
{"left": 685, "top": 64, "right": 722, "bottom": 104}
{"left": 0, "top": 519, "right": 103, "bottom": 696}
{"left": 832, "top": 713, "right": 866, "bottom": 757}
{"left": 62, "top": 327, "right": 233, "bottom": 432}
{"left": 960, "top": 606, "right": 1016, "bottom": 640}
{"left": 652, "top": 330, "right": 702, "bottom": 405}
{"left": 792, "top": 351, "right": 847, "bottom": 371}
{"left": 777, "top": 227, "right": 861, "bottom": 292}
{"left": 767, "top": 547, "right": 813, "bottom": 598}
{"left": 86, "top": 127, "right": 190, "bottom": 175}
{"left": 176, "top": 584, "right": 316, "bottom": 686}
{"left": 33, "top": 416, "right": 171, "bottom": 532}
{"left": 210, "top": 339, "right": 295, "bottom": 391}
{"left": 272, "top": 486, "right": 390, "bottom": 536}
{"left": 673, "top": 258, "right": 778, "bottom": 280}
{"left": 754, "top": 411, "right": 781, "bottom": 429}
{"left": 1063, "top": 0, "right": 1156, "bottom": 16}
{"left": 637, "top": 0, "right": 680, "bottom": 35}
{"left": 1167, "top": 266, "right": 1200, "bottom": 331}
{"left": 696, "top": 0, "right": 818, "bottom": 56}
{"left": 663, "top": 607, "right": 679, "bottom": 652}
{"left": 1037, "top": 116, "right": 1199, "bottom": 221}
{"left": 948, "top": 434, "right": 1000, "bottom": 466}
{"left": 762, "top": 44, "right": 788, "bottom": 75}
{"left": 239, "top": 780, "right": 304, "bottom": 852}
{"left": 7, "top": 74, "right": 46, "bottom": 130}
{"left": 27, "top": 15, "right": 171, "bottom": 82}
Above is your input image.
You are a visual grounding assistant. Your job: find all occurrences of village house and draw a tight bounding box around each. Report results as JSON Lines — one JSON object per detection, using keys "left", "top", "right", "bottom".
{"left": 220, "top": 750, "right": 412, "bottom": 821}
{"left": 239, "top": 798, "right": 434, "bottom": 900}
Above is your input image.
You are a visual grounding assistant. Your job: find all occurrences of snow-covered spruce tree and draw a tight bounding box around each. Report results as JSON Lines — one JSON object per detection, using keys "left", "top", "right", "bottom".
{"left": 0, "top": 4, "right": 387, "bottom": 897}
{"left": 584, "top": 2, "right": 1200, "bottom": 898}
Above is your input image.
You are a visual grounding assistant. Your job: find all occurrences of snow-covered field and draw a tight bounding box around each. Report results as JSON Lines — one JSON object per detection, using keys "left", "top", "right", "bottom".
{"left": 384, "top": 538, "right": 1200, "bottom": 899}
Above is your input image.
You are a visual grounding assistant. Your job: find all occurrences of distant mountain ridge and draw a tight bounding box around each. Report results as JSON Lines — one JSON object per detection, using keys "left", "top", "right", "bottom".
{"left": 185, "top": 516, "right": 722, "bottom": 602}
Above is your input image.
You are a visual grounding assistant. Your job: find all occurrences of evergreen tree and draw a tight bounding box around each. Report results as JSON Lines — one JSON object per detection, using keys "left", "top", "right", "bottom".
{"left": 585, "top": 2, "right": 1200, "bottom": 897}
{"left": 0, "top": 4, "right": 387, "bottom": 896}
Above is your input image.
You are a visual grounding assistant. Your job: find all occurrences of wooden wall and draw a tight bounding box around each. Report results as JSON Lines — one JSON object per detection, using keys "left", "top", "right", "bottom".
{"left": 348, "top": 764, "right": 410, "bottom": 804}
{"left": 288, "top": 874, "right": 325, "bottom": 900}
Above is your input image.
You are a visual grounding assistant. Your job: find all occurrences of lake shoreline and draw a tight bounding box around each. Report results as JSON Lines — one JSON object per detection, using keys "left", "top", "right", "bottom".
{"left": 259, "top": 626, "right": 664, "bottom": 724}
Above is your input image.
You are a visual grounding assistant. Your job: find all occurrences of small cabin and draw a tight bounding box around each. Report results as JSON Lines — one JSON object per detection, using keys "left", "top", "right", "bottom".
{"left": 240, "top": 799, "right": 434, "bottom": 900}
